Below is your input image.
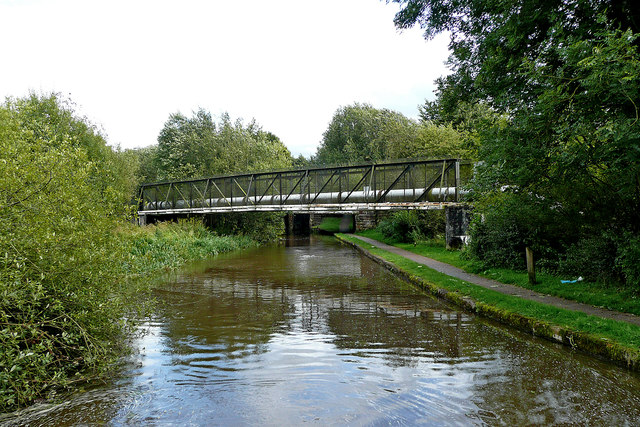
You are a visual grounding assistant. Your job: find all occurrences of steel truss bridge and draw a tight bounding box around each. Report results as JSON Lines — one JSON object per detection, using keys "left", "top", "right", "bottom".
{"left": 138, "top": 159, "right": 471, "bottom": 217}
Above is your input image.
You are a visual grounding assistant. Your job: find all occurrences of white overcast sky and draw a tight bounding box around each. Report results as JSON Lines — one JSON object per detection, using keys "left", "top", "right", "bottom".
{"left": 0, "top": 0, "right": 450, "bottom": 156}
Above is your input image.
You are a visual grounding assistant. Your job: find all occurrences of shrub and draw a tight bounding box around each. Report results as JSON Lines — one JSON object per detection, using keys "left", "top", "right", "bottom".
{"left": 558, "top": 233, "right": 620, "bottom": 283}
{"left": 0, "top": 94, "right": 136, "bottom": 411}
{"left": 467, "top": 192, "right": 568, "bottom": 271}
{"left": 378, "top": 210, "right": 446, "bottom": 244}
{"left": 379, "top": 210, "right": 421, "bottom": 243}
{"left": 416, "top": 210, "right": 446, "bottom": 239}
{"left": 616, "top": 234, "right": 640, "bottom": 289}
{"left": 205, "top": 212, "right": 284, "bottom": 243}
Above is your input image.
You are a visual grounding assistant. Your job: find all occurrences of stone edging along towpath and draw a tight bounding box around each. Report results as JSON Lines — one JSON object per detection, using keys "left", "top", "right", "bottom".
{"left": 336, "top": 234, "right": 640, "bottom": 371}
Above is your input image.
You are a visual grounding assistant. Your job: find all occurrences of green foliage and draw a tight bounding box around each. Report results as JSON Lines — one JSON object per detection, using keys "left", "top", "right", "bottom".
{"left": 392, "top": 0, "right": 639, "bottom": 112}
{"left": 204, "top": 212, "right": 284, "bottom": 244}
{"left": 0, "top": 93, "right": 138, "bottom": 410}
{"left": 151, "top": 110, "right": 292, "bottom": 181}
{"left": 389, "top": 121, "right": 471, "bottom": 159}
{"left": 469, "top": 28, "right": 640, "bottom": 283}
{"left": 313, "top": 103, "right": 469, "bottom": 165}
{"left": 379, "top": 211, "right": 420, "bottom": 243}
{"left": 467, "top": 192, "right": 569, "bottom": 271}
{"left": 126, "top": 145, "right": 161, "bottom": 185}
{"left": 617, "top": 235, "right": 640, "bottom": 289}
{"left": 316, "top": 217, "right": 343, "bottom": 234}
{"left": 415, "top": 210, "right": 446, "bottom": 240}
{"left": 392, "top": 1, "right": 640, "bottom": 287}
{"left": 129, "top": 109, "right": 293, "bottom": 240}
{"left": 123, "top": 220, "right": 257, "bottom": 276}
{"left": 292, "top": 154, "right": 312, "bottom": 169}
{"left": 560, "top": 234, "right": 620, "bottom": 284}
{"left": 379, "top": 210, "right": 445, "bottom": 243}
{"left": 314, "top": 103, "right": 405, "bottom": 164}
{"left": 418, "top": 99, "right": 502, "bottom": 158}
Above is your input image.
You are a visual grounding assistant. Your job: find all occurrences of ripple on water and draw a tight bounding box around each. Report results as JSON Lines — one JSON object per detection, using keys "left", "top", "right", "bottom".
{"left": 5, "top": 237, "right": 640, "bottom": 425}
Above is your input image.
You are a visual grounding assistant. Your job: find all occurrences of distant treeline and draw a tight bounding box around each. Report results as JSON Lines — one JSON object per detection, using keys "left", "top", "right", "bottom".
{"left": 128, "top": 102, "right": 475, "bottom": 185}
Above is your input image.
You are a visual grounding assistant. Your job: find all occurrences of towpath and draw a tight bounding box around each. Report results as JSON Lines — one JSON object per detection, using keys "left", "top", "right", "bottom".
{"left": 350, "top": 235, "right": 640, "bottom": 327}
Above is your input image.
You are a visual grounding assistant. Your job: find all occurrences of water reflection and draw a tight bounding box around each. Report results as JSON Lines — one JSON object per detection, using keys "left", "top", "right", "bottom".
{"left": 4, "top": 236, "right": 640, "bottom": 426}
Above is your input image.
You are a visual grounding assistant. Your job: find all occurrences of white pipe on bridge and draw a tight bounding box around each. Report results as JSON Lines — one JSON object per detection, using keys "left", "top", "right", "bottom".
{"left": 143, "top": 187, "right": 465, "bottom": 210}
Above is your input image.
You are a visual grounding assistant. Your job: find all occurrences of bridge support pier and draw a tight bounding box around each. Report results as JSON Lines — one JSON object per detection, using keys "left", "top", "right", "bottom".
{"left": 354, "top": 210, "right": 392, "bottom": 231}
{"left": 445, "top": 206, "right": 472, "bottom": 249}
{"left": 355, "top": 210, "right": 377, "bottom": 231}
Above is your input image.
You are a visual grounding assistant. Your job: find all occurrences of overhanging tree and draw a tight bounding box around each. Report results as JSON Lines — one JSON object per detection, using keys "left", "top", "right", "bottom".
{"left": 389, "top": 0, "right": 640, "bottom": 282}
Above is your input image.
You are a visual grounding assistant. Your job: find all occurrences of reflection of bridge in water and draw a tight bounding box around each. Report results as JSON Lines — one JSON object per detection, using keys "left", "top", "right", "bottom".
{"left": 138, "top": 159, "right": 471, "bottom": 219}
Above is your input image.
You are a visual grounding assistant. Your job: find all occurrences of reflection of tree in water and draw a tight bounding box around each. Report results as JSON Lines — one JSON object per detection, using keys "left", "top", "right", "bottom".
{"left": 156, "top": 274, "right": 294, "bottom": 360}
{"left": 150, "top": 238, "right": 640, "bottom": 425}
{"left": 327, "top": 306, "right": 473, "bottom": 368}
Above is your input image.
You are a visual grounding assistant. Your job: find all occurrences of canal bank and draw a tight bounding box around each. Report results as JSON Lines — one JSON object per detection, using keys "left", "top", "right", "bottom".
{"left": 336, "top": 234, "right": 640, "bottom": 371}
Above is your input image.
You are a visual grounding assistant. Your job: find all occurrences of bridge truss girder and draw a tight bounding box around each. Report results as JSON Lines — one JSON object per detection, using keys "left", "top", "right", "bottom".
{"left": 138, "top": 159, "right": 471, "bottom": 215}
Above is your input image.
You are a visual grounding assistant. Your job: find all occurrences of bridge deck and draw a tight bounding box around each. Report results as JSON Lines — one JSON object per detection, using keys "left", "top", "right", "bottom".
{"left": 138, "top": 159, "right": 470, "bottom": 216}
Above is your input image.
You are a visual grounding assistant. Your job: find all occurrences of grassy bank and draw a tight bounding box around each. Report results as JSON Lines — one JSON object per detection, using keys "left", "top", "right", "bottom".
{"left": 357, "top": 229, "right": 640, "bottom": 316}
{"left": 315, "top": 217, "right": 343, "bottom": 234}
{"left": 337, "top": 233, "right": 640, "bottom": 370}
{"left": 123, "top": 220, "right": 257, "bottom": 277}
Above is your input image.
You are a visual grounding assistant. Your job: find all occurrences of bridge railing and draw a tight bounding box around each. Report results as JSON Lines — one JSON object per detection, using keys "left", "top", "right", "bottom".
{"left": 138, "top": 159, "right": 471, "bottom": 213}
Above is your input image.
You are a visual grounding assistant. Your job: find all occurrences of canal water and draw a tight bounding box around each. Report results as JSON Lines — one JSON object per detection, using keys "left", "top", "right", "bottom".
{"left": 5, "top": 236, "right": 640, "bottom": 425}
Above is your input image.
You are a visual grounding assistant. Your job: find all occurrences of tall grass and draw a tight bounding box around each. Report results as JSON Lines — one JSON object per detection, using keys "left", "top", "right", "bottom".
{"left": 122, "top": 220, "right": 257, "bottom": 277}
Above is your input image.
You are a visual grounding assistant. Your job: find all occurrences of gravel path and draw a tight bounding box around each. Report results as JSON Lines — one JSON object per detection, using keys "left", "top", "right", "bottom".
{"left": 351, "top": 235, "right": 640, "bottom": 327}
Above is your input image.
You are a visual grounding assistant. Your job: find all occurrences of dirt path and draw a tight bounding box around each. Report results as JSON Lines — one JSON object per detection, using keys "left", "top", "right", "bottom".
{"left": 350, "top": 235, "right": 640, "bottom": 327}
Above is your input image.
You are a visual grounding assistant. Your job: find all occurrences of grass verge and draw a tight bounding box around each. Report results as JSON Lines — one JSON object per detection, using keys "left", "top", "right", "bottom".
{"left": 315, "top": 217, "right": 343, "bottom": 234}
{"left": 337, "top": 233, "right": 640, "bottom": 370}
{"left": 357, "top": 229, "right": 640, "bottom": 316}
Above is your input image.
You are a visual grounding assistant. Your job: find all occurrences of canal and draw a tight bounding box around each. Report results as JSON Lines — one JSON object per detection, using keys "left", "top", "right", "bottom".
{"left": 7, "top": 236, "right": 640, "bottom": 425}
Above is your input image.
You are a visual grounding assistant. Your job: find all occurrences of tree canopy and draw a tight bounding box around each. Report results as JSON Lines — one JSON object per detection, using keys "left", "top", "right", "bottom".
{"left": 313, "top": 103, "right": 470, "bottom": 165}
{"left": 391, "top": 0, "right": 640, "bottom": 284}
{"left": 392, "top": 0, "right": 639, "bottom": 111}
{"left": 139, "top": 110, "right": 292, "bottom": 182}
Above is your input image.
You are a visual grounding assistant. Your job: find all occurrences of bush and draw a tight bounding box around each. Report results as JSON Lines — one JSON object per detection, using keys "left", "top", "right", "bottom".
{"left": 467, "top": 212, "right": 526, "bottom": 270}
{"left": 205, "top": 212, "right": 284, "bottom": 243}
{"left": 467, "top": 192, "right": 568, "bottom": 271}
{"left": 0, "top": 94, "right": 137, "bottom": 411}
{"left": 467, "top": 190, "right": 640, "bottom": 287}
{"left": 379, "top": 210, "right": 446, "bottom": 243}
{"left": 379, "top": 211, "right": 421, "bottom": 243}
{"left": 559, "top": 233, "right": 620, "bottom": 283}
{"left": 616, "top": 234, "right": 640, "bottom": 289}
{"left": 416, "top": 210, "right": 446, "bottom": 239}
